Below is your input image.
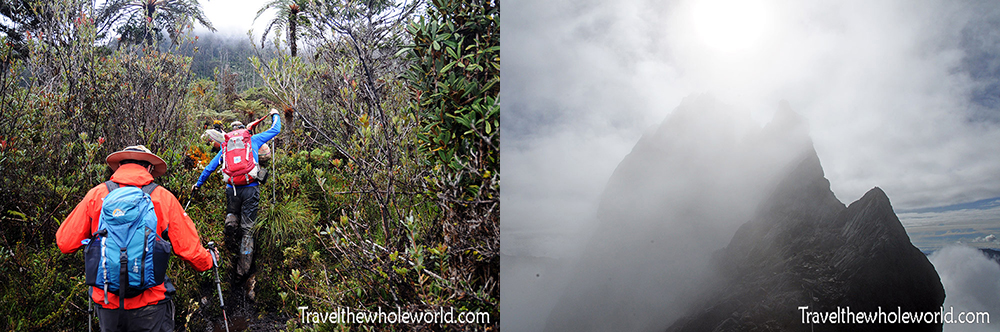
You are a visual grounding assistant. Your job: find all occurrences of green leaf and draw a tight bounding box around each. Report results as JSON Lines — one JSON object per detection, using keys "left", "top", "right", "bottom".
{"left": 440, "top": 61, "right": 457, "bottom": 74}
{"left": 6, "top": 210, "right": 27, "bottom": 220}
{"left": 455, "top": 115, "right": 471, "bottom": 128}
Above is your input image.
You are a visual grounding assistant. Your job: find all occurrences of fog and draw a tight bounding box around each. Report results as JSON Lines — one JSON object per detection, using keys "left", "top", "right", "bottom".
{"left": 542, "top": 95, "right": 820, "bottom": 331}
{"left": 501, "top": 0, "right": 1000, "bottom": 331}
{"left": 929, "top": 246, "right": 1000, "bottom": 332}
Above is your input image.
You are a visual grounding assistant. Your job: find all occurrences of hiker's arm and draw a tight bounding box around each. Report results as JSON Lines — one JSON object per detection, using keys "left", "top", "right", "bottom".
{"left": 254, "top": 113, "right": 281, "bottom": 145}
{"left": 195, "top": 150, "right": 223, "bottom": 187}
{"left": 56, "top": 186, "right": 100, "bottom": 254}
{"left": 160, "top": 190, "right": 213, "bottom": 272}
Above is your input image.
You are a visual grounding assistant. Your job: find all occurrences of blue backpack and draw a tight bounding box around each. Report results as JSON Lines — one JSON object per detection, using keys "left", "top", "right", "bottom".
{"left": 83, "top": 181, "right": 171, "bottom": 306}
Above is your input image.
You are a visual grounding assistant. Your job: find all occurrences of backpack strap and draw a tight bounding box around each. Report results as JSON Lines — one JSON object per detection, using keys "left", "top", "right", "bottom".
{"left": 96, "top": 181, "right": 119, "bottom": 236}
{"left": 140, "top": 183, "right": 158, "bottom": 196}
{"left": 104, "top": 181, "right": 119, "bottom": 192}
{"left": 119, "top": 248, "right": 127, "bottom": 313}
{"left": 105, "top": 181, "right": 157, "bottom": 195}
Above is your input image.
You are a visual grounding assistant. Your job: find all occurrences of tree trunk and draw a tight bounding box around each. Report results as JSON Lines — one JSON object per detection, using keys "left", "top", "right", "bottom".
{"left": 144, "top": 2, "right": 156, "bottom": 46}
{"left": 288, "top": 12, "right": 297, "bottom": 57}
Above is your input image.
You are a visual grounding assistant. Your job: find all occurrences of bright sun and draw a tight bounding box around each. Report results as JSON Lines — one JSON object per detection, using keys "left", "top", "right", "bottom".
{"left": 691, "top": 0, "right": 771, "bottom": 52}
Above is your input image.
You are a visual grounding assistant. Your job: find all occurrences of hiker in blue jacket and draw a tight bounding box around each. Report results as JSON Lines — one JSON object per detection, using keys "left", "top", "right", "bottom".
{"left": 192, "top": 108, "right": 280, "bottom": 279}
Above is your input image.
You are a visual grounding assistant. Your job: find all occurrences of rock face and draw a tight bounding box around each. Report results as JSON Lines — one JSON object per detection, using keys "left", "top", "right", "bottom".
{"left": 668, "top": 147, "right": 946, "bottom": 331}
{"left": 544, "top": 95, "right": 818, "bottom": 332}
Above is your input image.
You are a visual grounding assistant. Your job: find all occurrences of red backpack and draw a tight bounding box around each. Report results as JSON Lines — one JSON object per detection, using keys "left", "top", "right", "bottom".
{"left": 222, "top": 129, "right": 258, "bottom": 186}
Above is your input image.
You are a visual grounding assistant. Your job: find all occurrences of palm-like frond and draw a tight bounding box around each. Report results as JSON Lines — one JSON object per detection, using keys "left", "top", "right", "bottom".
{"left": 254, "top": 0, "right": 312, "bottom": 55}
{"left": 97, "top": 0, "right": 215, "bottom": 45}
{"left": 254, "top": 0, "right": 293, "bottom": 48}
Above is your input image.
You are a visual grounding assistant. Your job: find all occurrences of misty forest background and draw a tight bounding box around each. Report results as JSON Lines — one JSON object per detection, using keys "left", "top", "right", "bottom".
{"left": 0, "top": 0, "right": 498, "bottom": 330}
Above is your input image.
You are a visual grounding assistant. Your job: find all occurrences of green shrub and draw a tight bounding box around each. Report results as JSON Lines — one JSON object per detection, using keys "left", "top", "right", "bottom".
{"left": 403, "top": 0, "right": 500, "bottom": 320}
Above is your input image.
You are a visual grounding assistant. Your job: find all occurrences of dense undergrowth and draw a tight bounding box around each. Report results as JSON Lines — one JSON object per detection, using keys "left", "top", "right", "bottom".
{"left": 0, "top": 0, "right": 498, "bottom": 331}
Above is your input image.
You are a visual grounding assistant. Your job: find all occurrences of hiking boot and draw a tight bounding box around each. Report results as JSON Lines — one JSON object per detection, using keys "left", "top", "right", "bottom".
{"left": 246, "top": 275, "right": 256, "bottom": 301}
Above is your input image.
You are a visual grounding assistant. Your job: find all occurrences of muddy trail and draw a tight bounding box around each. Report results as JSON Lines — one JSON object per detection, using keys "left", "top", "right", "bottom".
{"left": 183, "top": 271, "right": 291, "bottom": 332}
{"left": 182, "top": 233, "right": 290, "bottom": 332}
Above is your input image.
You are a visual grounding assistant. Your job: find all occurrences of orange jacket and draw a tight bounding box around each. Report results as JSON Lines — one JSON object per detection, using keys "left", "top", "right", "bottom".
{"left": 56, "top": 163, "right": 213, "bottom": 309}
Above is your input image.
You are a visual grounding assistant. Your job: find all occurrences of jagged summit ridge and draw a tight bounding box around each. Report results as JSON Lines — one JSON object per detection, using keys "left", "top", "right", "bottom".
{"left": 670, "top": 146, "right": 945, "bottom": 332}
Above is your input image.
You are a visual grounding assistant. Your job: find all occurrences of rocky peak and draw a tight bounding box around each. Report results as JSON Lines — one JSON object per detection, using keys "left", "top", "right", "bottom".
{"left": 670, "top": 147, "right": 945, "bottom": 332}
{"left": 837, "top": 187, "right": 909, "bottom": 245}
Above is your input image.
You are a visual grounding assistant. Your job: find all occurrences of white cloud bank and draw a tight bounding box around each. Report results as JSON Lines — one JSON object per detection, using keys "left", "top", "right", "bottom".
{"left": 928, "top": 246, "right": 1000, "bottom": 332}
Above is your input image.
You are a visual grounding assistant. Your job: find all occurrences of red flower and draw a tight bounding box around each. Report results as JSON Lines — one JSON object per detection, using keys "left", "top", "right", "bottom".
{"left": 98, "top": 137, "right": 105, "bottom": 145}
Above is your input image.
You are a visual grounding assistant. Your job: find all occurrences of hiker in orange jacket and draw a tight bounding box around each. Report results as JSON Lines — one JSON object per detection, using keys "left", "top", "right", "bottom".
{"left": 56, "top": 145, "right": 214, "bottom": 332}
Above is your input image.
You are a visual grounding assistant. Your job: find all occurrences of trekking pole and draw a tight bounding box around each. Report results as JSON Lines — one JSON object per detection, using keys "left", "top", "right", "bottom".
{"left": 88, "top": 296, "right": 93, "bottom": 332}
{"left": 272, "top": 132, "right": 277, "bottom": 206}
{"left": 206, "top": 242, "right": 230, "bottom": 332}
{"left": 185, "top": 182, "right": 195, "bottom": 210}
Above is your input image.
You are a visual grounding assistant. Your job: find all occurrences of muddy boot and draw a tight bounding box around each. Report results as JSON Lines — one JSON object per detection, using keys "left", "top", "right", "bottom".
{"left": 246, "top": 275, "right": 256, "bottom": 301}
{"left": 237, "top": 230, "right": 254, "bottom": 276}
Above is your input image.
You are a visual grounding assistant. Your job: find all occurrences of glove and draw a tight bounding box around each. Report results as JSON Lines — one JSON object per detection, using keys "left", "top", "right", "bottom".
{"left": 269, "top": 108, "right": 280, "bottom": 116}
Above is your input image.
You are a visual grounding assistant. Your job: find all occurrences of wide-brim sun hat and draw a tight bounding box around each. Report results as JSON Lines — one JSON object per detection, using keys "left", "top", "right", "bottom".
{"left": 106, "top": 145, "right": 167, "bottom": 178}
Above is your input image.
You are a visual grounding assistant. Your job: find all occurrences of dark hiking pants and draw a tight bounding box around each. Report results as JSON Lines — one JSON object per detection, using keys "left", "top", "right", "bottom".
{"left": 226, "top": 184, "right": 259, "bottom": 277}
{"left": 96, "top": 300, "right": 173, "bottom": 332}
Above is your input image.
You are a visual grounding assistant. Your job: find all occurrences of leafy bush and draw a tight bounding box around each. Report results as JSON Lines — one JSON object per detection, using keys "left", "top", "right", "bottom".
{"left": 404, "top": 0, "right": 500, "bottom": 317}
{"left": 0, "top": 1, "right": 209, "bottom": 330}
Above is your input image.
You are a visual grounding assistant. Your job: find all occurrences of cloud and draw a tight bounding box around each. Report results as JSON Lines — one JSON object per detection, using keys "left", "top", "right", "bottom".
{"left": 196, "top": 0, "right": 284, "bottom": 39}
{"left": 928, "top": 246, "right": 1000, "bottom": 332}
{"left": 899, "top": 205, "right": 1000, "bottom": 227}
{"left": 971, "top": 234, "right": 997, "bottom": 243}
{"left": 501, "top": 127, "right": 636, "bottom": 255}
{"left": 505, "top": 0, "right": 1000, "bottom": 211}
